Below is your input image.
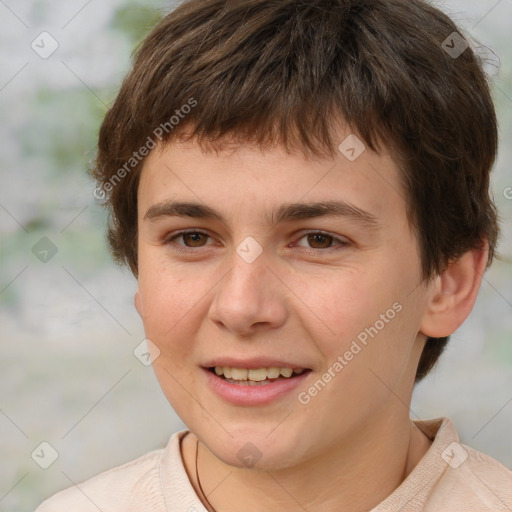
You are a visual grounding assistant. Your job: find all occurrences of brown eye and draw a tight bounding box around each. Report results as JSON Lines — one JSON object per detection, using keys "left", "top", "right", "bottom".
{"left": 164, "top": 230, "right": 213, "bottom": 252}
{"left": 181, "top": 232, "right": 208, "bottom": 247}
{"left": 306, "top": 233, "right": 334, "bottom": 249}
{"left": 295, "top": 231, "right": 351, "bottom": 254}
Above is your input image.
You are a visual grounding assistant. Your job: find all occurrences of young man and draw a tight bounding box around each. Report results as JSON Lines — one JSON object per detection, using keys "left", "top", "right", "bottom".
{"left": 37, "top": 0, "right": 511, "bottom": 510}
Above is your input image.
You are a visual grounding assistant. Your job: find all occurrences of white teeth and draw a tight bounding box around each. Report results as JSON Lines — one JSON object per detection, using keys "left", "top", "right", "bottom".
{"left": 213, "top": 366, "right": 306, "bottom": 381}
{"left": 230, "top": 368, "right": 248, "bottom": 380}
{"left": 279, "top": 368, "right": 293, "bottom": 378}
{"left": 266, "top": 367, "right": 280, "bottom": 379}
{"left": 248, "top": 368, "right": 267, "bottom": 381}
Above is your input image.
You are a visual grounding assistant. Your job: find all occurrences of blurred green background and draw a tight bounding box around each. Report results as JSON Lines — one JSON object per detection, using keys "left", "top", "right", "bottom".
{"left": 0, "top": 1, "right": 511, "bottom": 510}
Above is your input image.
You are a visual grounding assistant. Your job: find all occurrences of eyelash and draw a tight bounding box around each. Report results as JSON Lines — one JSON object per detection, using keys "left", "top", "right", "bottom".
{"left": 163, "top": 229, "right": 351, "bottom": 255}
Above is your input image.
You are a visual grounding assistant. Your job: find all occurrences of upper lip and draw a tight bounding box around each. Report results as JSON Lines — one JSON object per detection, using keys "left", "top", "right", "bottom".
{"left": 202, "top": 357, "right": 311, "bottom": 370}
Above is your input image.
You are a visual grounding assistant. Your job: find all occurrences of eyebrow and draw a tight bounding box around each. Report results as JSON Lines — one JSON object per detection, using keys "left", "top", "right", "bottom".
{"left": 143, "top": 200, "right": 380, "bottom": 229}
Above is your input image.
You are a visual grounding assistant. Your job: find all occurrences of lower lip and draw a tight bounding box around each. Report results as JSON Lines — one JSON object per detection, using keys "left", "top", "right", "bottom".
{"left": 202, "top": 368, "right": 311, "bottom": 406}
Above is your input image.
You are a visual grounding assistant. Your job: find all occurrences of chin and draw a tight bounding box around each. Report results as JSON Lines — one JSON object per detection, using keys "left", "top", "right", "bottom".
{"left": 199, "top": 428, "right": 307, "bottom": 472}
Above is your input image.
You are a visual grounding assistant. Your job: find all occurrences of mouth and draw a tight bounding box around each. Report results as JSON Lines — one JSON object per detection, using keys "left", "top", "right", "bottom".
{"left": 202, "top": 365, "right": 313, "bottom": 406}
{"left": 206, "top": 366, "right": 311, "bottom": 385}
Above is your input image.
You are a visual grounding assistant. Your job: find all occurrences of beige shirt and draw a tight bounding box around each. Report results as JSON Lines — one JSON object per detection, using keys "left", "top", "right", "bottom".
{"left": 35, "top": 417, "right": 512, "bottom": 511}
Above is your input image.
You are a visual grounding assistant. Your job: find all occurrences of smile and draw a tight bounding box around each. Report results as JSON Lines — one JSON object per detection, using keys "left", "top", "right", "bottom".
{"left": 211, "top": 366, "right": 306, "bottom": 382}
{"left": 203, "top": 366, "right": 312, "bottom": 405}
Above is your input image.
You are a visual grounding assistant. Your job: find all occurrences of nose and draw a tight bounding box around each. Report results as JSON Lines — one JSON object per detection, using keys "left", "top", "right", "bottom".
{"left": 207, "top": 249, "right": 288, "bottom": 337}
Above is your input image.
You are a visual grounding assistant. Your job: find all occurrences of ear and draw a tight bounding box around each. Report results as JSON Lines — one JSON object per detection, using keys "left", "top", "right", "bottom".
{"left": 134, "top": 289, "right": 144, "bottom": 318}
{"left": 419, "top": 242, "right": 489, "bottom": 338}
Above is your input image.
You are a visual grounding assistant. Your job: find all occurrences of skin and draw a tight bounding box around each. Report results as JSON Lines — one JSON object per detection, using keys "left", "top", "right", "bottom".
{"left": 134, "top": 131, "right": 487, "bottom": 512}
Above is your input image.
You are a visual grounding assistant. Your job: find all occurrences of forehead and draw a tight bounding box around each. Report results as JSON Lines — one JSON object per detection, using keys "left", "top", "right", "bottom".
{"left": 137, "top": 136, "right": 407, "bottom": 229}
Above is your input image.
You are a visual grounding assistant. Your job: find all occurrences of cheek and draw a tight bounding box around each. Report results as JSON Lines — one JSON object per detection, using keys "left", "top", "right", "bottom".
{"left": 307, "top": 266, "right": 418, "bottom": 385}
{"left": 137, "top": 260, "right": 192, "bottom": 346}
{"left": 137, "top": 258, "right": 225, "bottom": 372}
{"left": 305, "top": 271, "right": 397, "bottom": 348}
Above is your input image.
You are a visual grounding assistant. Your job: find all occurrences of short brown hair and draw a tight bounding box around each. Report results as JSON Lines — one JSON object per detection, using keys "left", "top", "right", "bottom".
{"left": 91, "top": 0, "right": 499, "bottom": 382}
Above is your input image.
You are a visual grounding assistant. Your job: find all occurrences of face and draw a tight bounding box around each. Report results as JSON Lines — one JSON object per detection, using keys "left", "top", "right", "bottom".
{"left": 135, "top": 133, "right": 433, "bottom": 470}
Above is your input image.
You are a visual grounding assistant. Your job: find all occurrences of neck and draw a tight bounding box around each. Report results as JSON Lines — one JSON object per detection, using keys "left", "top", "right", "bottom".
{"left": 185, "top": 414, "right": 431, "bottom": 512}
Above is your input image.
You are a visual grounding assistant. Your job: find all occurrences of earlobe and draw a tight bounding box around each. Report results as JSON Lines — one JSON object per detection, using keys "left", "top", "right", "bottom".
{"left": 134, "top": 290, "right": 144, "bottom": 318}
{"left": 419, "top": 242, "right": 489, "bottom": 338}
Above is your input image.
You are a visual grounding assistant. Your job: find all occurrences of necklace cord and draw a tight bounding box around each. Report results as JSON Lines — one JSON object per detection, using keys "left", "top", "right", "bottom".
{"left": 195, "top": 438, "right": 217, "bottom": 512}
